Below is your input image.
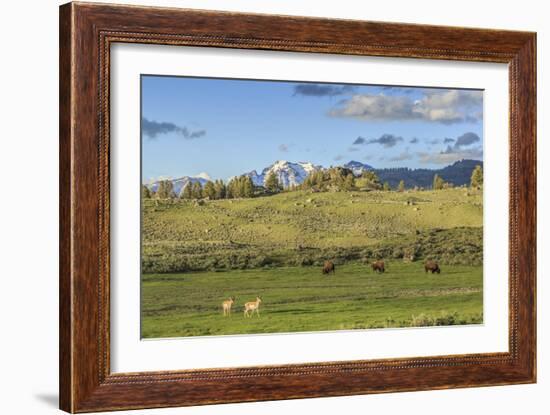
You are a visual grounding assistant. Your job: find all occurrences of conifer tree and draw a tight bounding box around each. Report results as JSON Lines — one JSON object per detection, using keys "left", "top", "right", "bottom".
{"left": 433, "top": 174, "right": 445, "bottom": 190}
{"left": 238, "top": 176, "right": 247, "bottom": 197}
{"left": 232, "top": 178, "right": 241, "bottom": 198}
{"left": 156, "top": 180, "right": 174, "bottom": 199}
{"left": 180, "top": 183, "right": 193, "bottom": 199}
{"left": 191, "top": 181, "right": 203, "bottom": 199}
{"left": 226, "top": 179, "right": 234, "bottom": 199}
{"left": 470, "top": 165, "right": 483, "bottom": 189}
{"left": 343, "top": 174, "right": 355, "bottom": 191}
{"left": 214, "top": 180, "right": 226, "bottom": 199}
{"left": 398, "top": 180, "right": 405, "bottom": 192}
{"left": 314, "top": 170, "right": 324, "bottom": 188}
{"left": 142, "top": 185, "right": 151, "bottom": 199}
{"left": 203, "top": 181, "right": 216, "bottom": 199}
{"left": 265, "top": 171, "right": 281, "bottom": 193}
{"left": 242, "top": 176, "right": 254, "bottom": 198}
{"left": 361, "top": 171, "right": 382, "bottom": 190}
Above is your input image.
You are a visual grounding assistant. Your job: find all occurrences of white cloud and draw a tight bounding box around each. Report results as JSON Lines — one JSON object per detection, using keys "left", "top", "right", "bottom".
{"left": 389, "top": 149, "right": 414, "bottom": 162}
{"left": 329, "top": 89, "right": 482, "bottom": 124}
{"left": 417, "top": 146, "right": 483, "bottom": 165}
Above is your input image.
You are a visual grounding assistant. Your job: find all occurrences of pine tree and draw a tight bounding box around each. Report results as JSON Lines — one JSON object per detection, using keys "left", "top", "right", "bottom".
{"left": 232, "top": 178, "right": 241, "bottom": 198}
{"left": 328, "top": 168, "right": 340, "bottom": 186}
{"left": 191, "top": 181, "right": 203, "bottom": 199}
{"left": 383, "top": 181, "right": 391, "bottom": 191}
{"left": 265, "top": 171, "right": 281, "bottom": 193}
{"left": 228, "top": 177, "right": 243, "bottom": 198}
{"left": 156, "top": 180, "right": 174, "bottom": 199}
{"left": 314, "top": 170, "right": 330, "bottom": 191}
{"left": 343, "top": 174, "right": 355, "bottom": 191}
{"left": 155, "top": 181, "right": 164, "bottom": 199}
{"left": 302, "top": 173, "right": 312, "bottom": 189}
{"left": 470, "top": 165, "right": 483, "bottom": 189}
{"left": 226, "top": 179, "right": 234, "bottom": 199}
{"left": 314, "top": 170, "right": 325, "bottom": 189}
{"left": 214, "top": 180, "right": 226, "bottom": 199}
{"left": 361, "top": 171, "right": 382, "bottom": 190}
{"left": 180, "top": 183, "right": 193, "bottom": 199}
{"left": 398, "top": 180, "right": 405, "bottom": 192}
{"left": 238, "top": 176, "right": 247, "bottom": 197}
{"left": 303, "top": 170, "right": 323, "bottom": 190}
{"left": 203, "top": 181, "right": 216, "bottom": 199}
{"left": 142, "top": 185, "right": 151, "bottom": 199}
{"left": 433, "top": 174, "right": 445, "bottom": 190}
{"left": 242, "top": 176, "right": 254, "bottom": 198}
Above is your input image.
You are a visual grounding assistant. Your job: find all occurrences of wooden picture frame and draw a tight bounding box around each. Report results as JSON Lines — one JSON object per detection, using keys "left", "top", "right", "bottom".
{"left": 59, "top": 2, "right": 536, "bottom": 412}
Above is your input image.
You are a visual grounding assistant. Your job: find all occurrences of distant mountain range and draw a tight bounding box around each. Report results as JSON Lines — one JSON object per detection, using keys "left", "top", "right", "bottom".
{"left": 146, "top": 159, "right": 482, "bottom": 193}
{"left": 148, "top": 175, "right": 210, "bottom": 196}
{"left": 344, "top": 160, "right": 374, "bottom": 176}
{"left": 374, "top": 159, "right": 483, "bottom": 189}
{"left": 242, "top": 160, "right": 320, "bottom": 188}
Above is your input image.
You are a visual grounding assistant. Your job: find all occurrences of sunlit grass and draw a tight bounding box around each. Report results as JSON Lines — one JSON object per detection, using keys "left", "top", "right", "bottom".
{"left": 141, "top": 261, "right": 483, "bottom": 338}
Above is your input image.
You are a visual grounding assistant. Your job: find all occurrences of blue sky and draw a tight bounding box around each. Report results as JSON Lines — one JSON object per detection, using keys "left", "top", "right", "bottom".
{"left": 141, "top": 75, "right": 483, "bottom": 183}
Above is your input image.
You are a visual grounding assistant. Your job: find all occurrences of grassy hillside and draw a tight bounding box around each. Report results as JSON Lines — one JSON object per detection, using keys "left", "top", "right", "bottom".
{"left": 142, "top": 262, "right": 483, "bottom": 338}
{"left": 142, "top": 188, "right": 482, "bottom": 273}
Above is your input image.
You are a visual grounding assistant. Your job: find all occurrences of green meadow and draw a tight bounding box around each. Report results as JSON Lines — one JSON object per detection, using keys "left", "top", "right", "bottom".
{"left": 141, "top": 188, "right": 483, "bottom": 337}
{"left": 141, "top": 262, "right": 482, "bottom": 338}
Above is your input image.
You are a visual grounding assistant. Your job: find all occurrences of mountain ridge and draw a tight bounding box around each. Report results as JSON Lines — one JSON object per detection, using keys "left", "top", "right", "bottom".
{"left": 243, "top": 160, "right": 321, "bottom": 188}
{"left": 146, "top": 159, "right": 483, "bottom": 191}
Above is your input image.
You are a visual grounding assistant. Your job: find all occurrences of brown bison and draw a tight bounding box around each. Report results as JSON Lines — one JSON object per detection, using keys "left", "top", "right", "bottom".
{"left": 322, "top": 260, "right": 335, "bottom": 275}
{"left": 425, "top": 260, "right": 441, "bottom": 274}
{"left": 371, "top": 260, "right": 385, "bottom": 273}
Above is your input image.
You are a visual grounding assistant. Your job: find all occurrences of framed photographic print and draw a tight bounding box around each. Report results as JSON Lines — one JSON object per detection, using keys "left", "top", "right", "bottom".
{"left": 59, "top": 2, "right": 536, "bottom": 412}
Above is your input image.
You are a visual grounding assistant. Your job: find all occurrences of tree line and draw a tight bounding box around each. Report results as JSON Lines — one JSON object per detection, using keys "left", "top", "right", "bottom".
{"left": 143, "top": 165, "right": 483, "bottom": 200}
{"left": 143, "top": 172, "right": 281, "bottom": 201}
{"left": 432, "top": 164, "right": 483, "bottom": 190}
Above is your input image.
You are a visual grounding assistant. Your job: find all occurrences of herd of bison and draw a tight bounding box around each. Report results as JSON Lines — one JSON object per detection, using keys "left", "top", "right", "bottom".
{"left": 321, "top": 259, "right": 441, "bottom": 275}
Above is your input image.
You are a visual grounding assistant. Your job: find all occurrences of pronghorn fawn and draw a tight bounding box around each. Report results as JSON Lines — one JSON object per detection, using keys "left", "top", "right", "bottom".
{"left": 222, "top": 297, "right": 235, "bottom": 317}
{"left": 243, "top": 297, "right": 262, "bottom": 318}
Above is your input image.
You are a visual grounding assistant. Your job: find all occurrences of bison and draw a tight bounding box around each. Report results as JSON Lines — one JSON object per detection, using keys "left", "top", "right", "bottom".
{"left": 371, "top": 260, "right": 385, "bottom": 273}
{"left": 322, "top": 260, "right": 335, "bottom": 275}
{"left": 425, "top": 260, "right": 441, "bottom": 274}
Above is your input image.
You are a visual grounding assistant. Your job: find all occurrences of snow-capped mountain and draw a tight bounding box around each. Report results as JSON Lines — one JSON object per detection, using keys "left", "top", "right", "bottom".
{"left": 244, "top": 160, "right": 321, "bottom": 188}
{"left": 148, "top": 175, "right": 210, "bottom": 196}
{"left": 143, "top": 158, "right": 481, "bottom": 193}
{"left": 344, "top": 160, "right": 374, "bottom": 176}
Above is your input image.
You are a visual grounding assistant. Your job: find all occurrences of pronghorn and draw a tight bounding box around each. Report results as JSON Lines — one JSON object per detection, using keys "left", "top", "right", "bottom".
{"left": 244, "top": 297, "right": 262, "bottom": 318}
{"left": 222, "top": 297, "right": 235, "bottom": 317}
